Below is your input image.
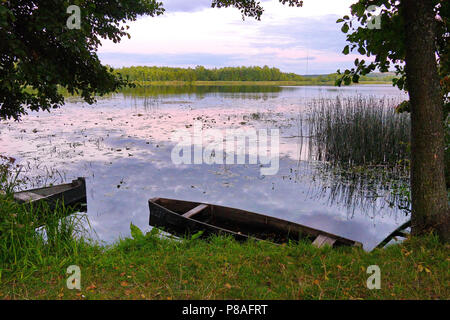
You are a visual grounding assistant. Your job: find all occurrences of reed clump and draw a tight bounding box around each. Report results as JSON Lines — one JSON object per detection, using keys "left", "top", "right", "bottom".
{"left": 307, "top": 96, "right": 411, "bottom": 168}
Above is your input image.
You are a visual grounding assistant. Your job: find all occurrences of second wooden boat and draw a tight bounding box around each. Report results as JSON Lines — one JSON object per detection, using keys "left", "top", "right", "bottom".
{"left": 148, "top": 198, "right": 363, "bottom": 249}
{"left": 13, "top": 177, "right": 87, "bottom": 211}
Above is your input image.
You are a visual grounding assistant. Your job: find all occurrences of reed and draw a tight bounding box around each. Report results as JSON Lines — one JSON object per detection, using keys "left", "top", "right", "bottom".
{"left": 307, "top": 96, "right": 411, "bottom": 167}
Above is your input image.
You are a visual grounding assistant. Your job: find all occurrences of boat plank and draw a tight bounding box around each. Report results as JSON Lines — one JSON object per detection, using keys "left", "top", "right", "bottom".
{"left": 375, "top": 220, "right": 411, "bottom": 250}
{"left": 12, "top": 178, "right": 87, "bottom": 212}
{"left": 312, "top": 235, "right": 337, "bottom": 248}
{"left": 182, "top": 204, "right": 208, "bottom": 219}
{"left": 14, "top": 192, "right": 45, "bottom": 202}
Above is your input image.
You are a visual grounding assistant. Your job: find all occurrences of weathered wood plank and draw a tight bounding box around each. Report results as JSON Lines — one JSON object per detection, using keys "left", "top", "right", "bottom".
{"left": 13, "top": 192, "right": 45, "bottom": 203}
{"left": 394, "top": 231, "right": 408, "bottom": 238}
{"left": 312, "top": 235, "right": 337, "bottom": 248}
{"left": 182, "top": 204, "right": 208, "bottom": 219}
{"left": 375, "top": 220, "right": 411, "bottom": 250}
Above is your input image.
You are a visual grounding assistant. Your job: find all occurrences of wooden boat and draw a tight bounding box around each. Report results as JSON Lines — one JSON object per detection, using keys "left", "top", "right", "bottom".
{"left": 374, "top": 220, "right": 411, "bottom": 250}
{"left": 148, "top": 198, "right": 363, "bottom": 248}
{"left": 13, "top": 177, "right": 87, "bottom": 211}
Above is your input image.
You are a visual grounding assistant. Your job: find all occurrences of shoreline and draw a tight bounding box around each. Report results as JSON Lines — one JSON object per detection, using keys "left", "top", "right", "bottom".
{"left": 128, "top": 80, "right": 393, "bottom": 87}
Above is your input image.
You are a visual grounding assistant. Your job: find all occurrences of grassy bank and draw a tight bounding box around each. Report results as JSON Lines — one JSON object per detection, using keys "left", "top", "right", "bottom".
{"left": 129, "top": 80, "right": 393, "bottom": 87}
{"left": 0, "top": 223, "right": 448, "bottom": 300}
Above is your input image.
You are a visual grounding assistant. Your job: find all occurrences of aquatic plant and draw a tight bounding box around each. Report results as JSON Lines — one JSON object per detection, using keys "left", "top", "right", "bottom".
{"left": 304, "top": 97, "right": 412, "bottom": 216}
{"left": 307, "top": 96, "right": 411, "bottom": 167}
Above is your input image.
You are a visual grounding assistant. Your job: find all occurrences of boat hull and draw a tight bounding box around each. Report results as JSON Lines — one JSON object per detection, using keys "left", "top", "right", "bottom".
{"left": 13, "top": 178, "right": 87, "bottom": 211}
{"left": 148, "top": 198, "right": 362, "bottom": 248}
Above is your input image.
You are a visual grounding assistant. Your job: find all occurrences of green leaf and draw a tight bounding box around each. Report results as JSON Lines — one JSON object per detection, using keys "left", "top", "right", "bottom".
{"left": 190, "top": 231, "right": 204, "bottom": 241}
{"left": 146, "top": 227, "right": 160, "bottom": 238}
{"left": 341, "top": 23, "right": 350, "bottom": 33}
{"left": 354, "top": 3, "right": 365, "bottom": 17}
{"left": 130, "top": 222, "right": 144, "bottom": 240}
{"left": 343, "top": 45, "right": 350, "bottom": 55}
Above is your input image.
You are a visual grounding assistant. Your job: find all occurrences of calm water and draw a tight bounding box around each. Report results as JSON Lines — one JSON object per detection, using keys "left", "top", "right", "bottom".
{"left": 0, "top": 85, "right": 409, "bottom": 250}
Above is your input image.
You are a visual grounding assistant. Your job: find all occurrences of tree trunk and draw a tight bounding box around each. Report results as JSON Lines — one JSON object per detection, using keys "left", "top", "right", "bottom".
{"left": 403, "top": 0, "right": 449, "bottom": 242}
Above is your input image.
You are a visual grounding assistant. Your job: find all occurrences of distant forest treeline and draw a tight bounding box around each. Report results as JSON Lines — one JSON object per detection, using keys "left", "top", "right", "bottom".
{"left": 114, "top": 66, "right": 305, "bottom": 82}
{"left": 113, "top": 65, "right": 394, "bottom": 83}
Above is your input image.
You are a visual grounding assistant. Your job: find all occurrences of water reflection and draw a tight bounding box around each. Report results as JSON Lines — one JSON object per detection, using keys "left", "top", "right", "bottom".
{"left": 0, "top": 85, "right": 409, "bottom": 250}
{"left": 120, "top": 85, "right": 285, "bottom": 97}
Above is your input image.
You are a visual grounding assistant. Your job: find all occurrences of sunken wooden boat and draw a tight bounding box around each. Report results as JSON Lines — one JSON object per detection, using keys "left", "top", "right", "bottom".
{"left": 374, "top": 220, "right": 411, "bottom": 250}
{"left": 13, "top": 177, "right": 87, "bottom": 211}
{"left": 148, "top": 198, "right": 363, "bottom": 249}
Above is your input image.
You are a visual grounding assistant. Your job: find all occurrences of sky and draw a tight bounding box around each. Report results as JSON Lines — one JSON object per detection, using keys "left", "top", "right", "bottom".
{"left": 98, "top": 0, "right": 363, "bottom": 75}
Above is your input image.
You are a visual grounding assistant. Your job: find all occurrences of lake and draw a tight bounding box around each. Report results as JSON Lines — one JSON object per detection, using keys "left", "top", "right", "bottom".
{"left": 0, "top": 84, "right": 410, "bottom": 250}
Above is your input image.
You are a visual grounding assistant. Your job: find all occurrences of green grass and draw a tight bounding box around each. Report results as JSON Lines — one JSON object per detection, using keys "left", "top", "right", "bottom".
{"left": 0, "top": 225, "right": 448, "bottom": 300}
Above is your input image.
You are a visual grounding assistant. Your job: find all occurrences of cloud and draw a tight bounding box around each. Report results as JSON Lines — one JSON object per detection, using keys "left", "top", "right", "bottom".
{"left": 160, "top": 0, "right": 355, "bottom": 16}
{"left": 162, "top": 0, "right": 212, "bottom": 13}
{"left": 99, "top": 52, "right": 238, "bottom": 69}
{"left": 253, "top": 15, "right": 347, "bottom": 52}
{"left": 98, "top": 1, "right": 363, "bottom": 74}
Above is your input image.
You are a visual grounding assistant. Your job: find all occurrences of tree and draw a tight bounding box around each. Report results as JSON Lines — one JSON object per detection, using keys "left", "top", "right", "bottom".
{"left": 0, "top": 0, "right": 164, "bottom": 120}
{"left": 211, "top": 0, "right": 303, "bottom": 21}
{"left": 403, "top": 1, "right": 449, "bottom": 242}
{"left": 332, "top": 0, "right": 449, "bottom": 242}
